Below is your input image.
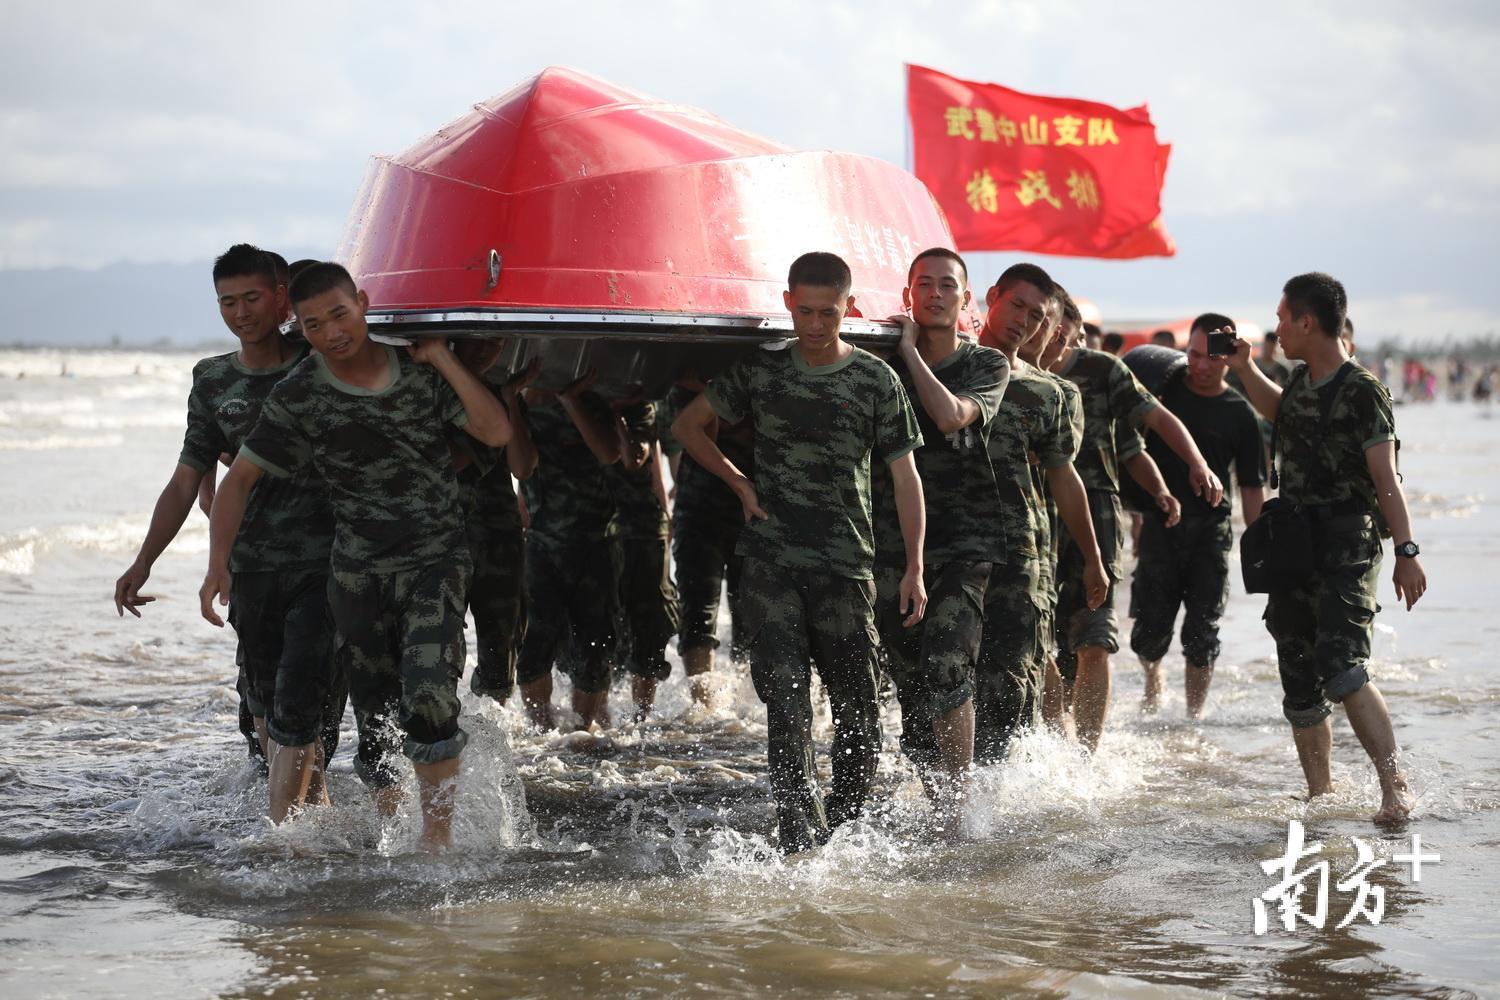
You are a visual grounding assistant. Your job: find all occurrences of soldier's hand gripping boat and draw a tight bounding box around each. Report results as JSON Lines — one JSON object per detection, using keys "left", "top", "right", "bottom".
{"left": 334, "top": 66, "right": 967, "bottom": 397}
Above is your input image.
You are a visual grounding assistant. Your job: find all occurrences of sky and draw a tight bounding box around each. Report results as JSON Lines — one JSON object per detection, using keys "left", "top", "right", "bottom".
{"left": 2, "top": 0, "right": 1497, "bottom": 341}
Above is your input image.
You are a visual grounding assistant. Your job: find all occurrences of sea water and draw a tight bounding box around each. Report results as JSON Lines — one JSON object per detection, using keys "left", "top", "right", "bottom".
{"left": 1, "top": 348, "right": 1496, "bottom": 998}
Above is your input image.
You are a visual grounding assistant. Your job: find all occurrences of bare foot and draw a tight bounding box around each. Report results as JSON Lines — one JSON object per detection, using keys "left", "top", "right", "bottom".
{"left": 1141, "top": 661, "right": 1164, "bottom": 714}
{"left": 417, "top": 827, "right": 451, "bottom": 853}
{"left": 1374, "top": 775, "right": 1413, "bottom": 826}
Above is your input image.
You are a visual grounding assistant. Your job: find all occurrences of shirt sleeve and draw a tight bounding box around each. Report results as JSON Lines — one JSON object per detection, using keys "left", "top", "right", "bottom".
{"left": 1106, "top": 356, "right": 1159, "bottom": 426}
{"left": 177, "top": 371, "right": 228, "bottom": 474}
{"left": 957, "top": 349, "right": 1010, "bottom": 427}
{"left": 1033, "top": 385, "right": 1074, "bottom": 470}
{"left": 1114, "top": 421, "right": 1145, "bottom": 462}
{"left": 1351, "top": 377, "right": 1397, "bottom": 452}
{"left": 876, "top": 367, "right": 923, "bottom": 465}
{"left": 239, "top": 390, "right": 310, "bottom": 480}
{"left": 705, "top": 356, "right": 754, "bottom": 424}
{"left": 1061, "top": 383, "right": 1085, "bottom": 458}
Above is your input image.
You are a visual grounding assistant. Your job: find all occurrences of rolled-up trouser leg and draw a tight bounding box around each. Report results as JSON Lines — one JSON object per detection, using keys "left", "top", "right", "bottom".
{"left": 1266, "top": 518, "right": 1381, "bottom": 726}
{"left": 618, "top": 534, "right": 680, "bottom": 680}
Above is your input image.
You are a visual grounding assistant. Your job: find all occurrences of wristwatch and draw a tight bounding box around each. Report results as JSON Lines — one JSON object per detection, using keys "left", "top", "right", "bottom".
{"left": 1395, "top": 541, "right": 1420, "bottom": 558}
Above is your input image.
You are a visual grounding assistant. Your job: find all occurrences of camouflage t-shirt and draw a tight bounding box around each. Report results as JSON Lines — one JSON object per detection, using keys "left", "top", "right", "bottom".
{"left": 984, "top": 361, "right": 1078, "bottom": 598}
{"left": 1055, "top": 347, "right": 1158, "bottom": 494}
{"left": 707, "top": 344, "right": 921, "bottom": 580}
{"left": 605, "top": 400, "right": 668, "bottom": 540}
{"left": 1031, "top": 369, "right": 1084, "bottom": 601}
{"left": 1277, "top": 361, "right": 1395, "bottom": 511}
{"left": 518, "top": 393, "right": 614, "bottom": 543}
{"left": 178, "top": 345, "right": 332, "bottom": 572}
{"left": 239, "top": 346, "right": 468, "bottom": 575}
{"left": 872, "top": 341, "right": 1010, "bottom": 567}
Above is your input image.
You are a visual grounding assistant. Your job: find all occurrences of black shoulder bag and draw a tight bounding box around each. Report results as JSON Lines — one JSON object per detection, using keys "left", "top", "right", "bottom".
{"left": 1239, "top": 364, "right": 1353, "bottom": 594}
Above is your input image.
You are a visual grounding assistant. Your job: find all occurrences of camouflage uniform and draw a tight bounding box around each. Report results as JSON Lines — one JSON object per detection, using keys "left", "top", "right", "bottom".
{"left": 708, "top": 344, "right": 921, "bottom": 853}
{"left": 871, "top": 342, "right": 1009, "bottom": 769}
{"left": 516, "top": 394, "right": 617, "bottom": 694}
{"left": 178, "top": 347, "right": 342, "bottom": 755}
{"left": 604, "top": 401, "right": 680, "bottom": 681}
{"left": 973, "top": 360, "right": 1080, "bottom": 760}
{"left": 240, "top": 346, "right": 473, "bottom": 787}
{"left": 1052, "top": 348, "right": 1158, "bottom": 680}
{"left": 1129, "top": 382, "right": 1265, "bottom": 669}
{"left": 1031, "top": 371, "right": 1084, "bottom": 675}
{"left": 663, "top": 386, "right": 754, "bottom": 660}
{"left": 1264, "top": 363, "right": 1393, "bottom": 726}
{"left": 454, "top": 422, "right": 526, "bottom": 701}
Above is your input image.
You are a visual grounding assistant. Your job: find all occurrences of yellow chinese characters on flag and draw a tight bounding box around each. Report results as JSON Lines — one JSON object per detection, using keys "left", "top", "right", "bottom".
{"left": 906, "top": 64, "right": 1174, "bottom": 258}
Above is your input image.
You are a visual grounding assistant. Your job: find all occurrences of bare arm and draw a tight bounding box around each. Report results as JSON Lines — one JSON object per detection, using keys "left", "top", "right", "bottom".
{"left": 671, "top": 394, "right": 764, "bottom": 521}
{"left": 199, "top": 456, "right": 264, "bottom": 627}
{"left": 114, "top": 462, "right": 207, "bottom": 617}
{"left": 501, "top": 384, "right": 538, "bottom": 480}
{"left": 410, "top": 338, "right": 513, "bottom": 447}
{"left": 892, "top": 317, "right": 980, "bottom": 434}
{"left": 1045, "top": 463, "right": 1109, "bottom": 610}
{"left": 1142, "top": 406, "right": 1223, "bottom": 506}
{"left": 1227, "top": 338, "right": 1284, "bottom": 423}
{"left": 197, "top": 470, "right": 217, "bottom": 519}
{"left": 649, "top": 445, "right": 671, "bottom": 520}
{"left": 1366, "top": 440, "right": 1427, "bottom": 610}
{"left": 615, "top": 411, "right": 651, "bottom": 471}
{"left": 559, "top": 375, "right": 621, "bottom": 465}
{"left": 889, "top": 451, "right": 927, "bottom": 626}
{"left": 1123, "top": 450, "right": 1182, "bottom": 527}
{"left": 1239, "top": 485, "right": 1266, "bottom": 526}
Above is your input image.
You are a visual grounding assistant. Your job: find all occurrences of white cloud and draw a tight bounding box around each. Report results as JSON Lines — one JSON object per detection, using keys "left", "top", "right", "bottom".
{"left": 0, "top": 0, "right": 1495, "bottom": 330}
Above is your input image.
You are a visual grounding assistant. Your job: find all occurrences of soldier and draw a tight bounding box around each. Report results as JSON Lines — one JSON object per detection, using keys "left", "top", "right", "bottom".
{"left": 514, "top": 375, "right": 619, "bottom": 730}
{"left": 975, "top": 263, "right": 1108, "bottom": 759}
{"left": 114, "top": 244, "right": 337, "bottom": 822}
{"left": 600, "top": 399, "right": 681, "bottom": 721}
{"left": 1131, "top": 315, "right": 1267, "bottom": 718}
{"left": 673, "top": 251, "right": 926, "bottom": 854}
{"left": 1228, "top": 272, "right": 1422, "bottom": 824}
{"left": 869, "top": 248, "right": 1008, "bottom": 814}
{"left": 450, "top": 344, "right": 537, "bottom": 708}
{"left": 200, "top": 261, "right": 513, "bottom": 851}
{"left": 1048, "top": 289, "right": 1224, "bottom": 751}
{"left": 1016, "top": 295, "right": 1083, "bottom": 735}
{"left": 663, "top": 380, "right": 755, "bottom": 706}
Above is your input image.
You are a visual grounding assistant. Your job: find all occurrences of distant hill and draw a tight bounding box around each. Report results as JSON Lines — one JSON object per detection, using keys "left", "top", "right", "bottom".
{"left": 0, "top": 255, "right": 320, "bottom": 347}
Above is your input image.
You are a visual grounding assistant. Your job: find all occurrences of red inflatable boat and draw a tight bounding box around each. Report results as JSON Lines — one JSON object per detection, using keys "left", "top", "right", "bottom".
{"left": 333, "top": 67, "right": 964, "bottom": 395}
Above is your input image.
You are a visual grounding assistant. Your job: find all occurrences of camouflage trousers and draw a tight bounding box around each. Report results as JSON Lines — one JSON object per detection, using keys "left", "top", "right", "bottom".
{"left": 1129, "top": 513, "right": 1232, "bottom": 668}
{"left": 1264, "top": 515, "right": 1381, "bottom": 727}
{"left": 466, "top": 525, "right": 526, "bottom": 700}
{"left": 672, "top": 512, "right": 746, "bottom": 658}
{"left": 326, "top": 557, "right": 471, "bottom": 789}
{"left": 875, "top": 561, "right": 988, "bottom": 771}
{"left": 974, "top": 558, "right": 1044, "bottom": 763}
{"left": 1056, "top": 489, "right": 1125, "bottom": 682}
{"left": 740, "top": 557, "right": 881, "bottom": 854}
{"left": 517, "top": 532, "right": 616, "bottom": 694}
{"left": 612, "top": 533, "right": 681, "bottom": 680}
{"left": 229, "top": 565, "right": 344, "bottom": 751}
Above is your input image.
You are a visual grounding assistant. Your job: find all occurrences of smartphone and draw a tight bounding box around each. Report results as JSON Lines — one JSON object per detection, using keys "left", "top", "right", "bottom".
{"left": 1206, "top": 329, "right": 1236, "bottom": 357}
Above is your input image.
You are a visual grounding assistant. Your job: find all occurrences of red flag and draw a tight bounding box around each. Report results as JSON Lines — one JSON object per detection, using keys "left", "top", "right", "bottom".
{"left": 906, "top": 64, "right": 1174, "bottom": 258}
